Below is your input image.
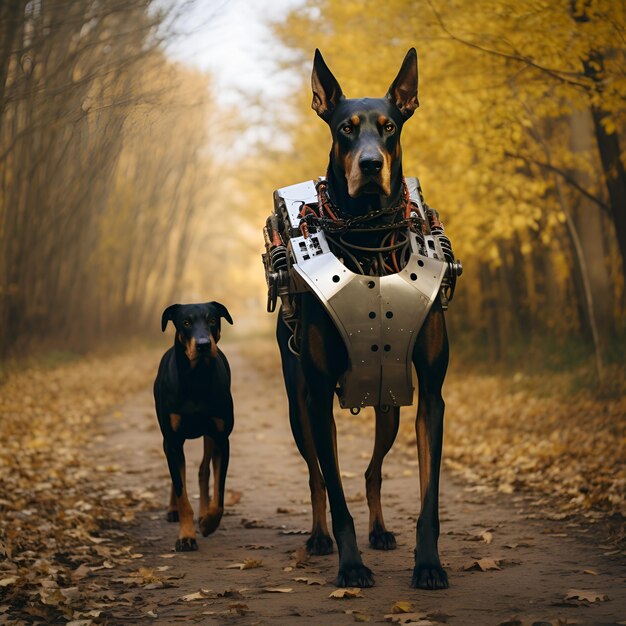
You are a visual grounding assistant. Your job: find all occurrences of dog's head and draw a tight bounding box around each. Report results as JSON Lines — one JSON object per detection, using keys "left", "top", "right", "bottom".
{"left": 311, "top": 48, "right": 418, "bottom": 198}
{"left": 161, "top": 301, "right": 233, "bottom": 362}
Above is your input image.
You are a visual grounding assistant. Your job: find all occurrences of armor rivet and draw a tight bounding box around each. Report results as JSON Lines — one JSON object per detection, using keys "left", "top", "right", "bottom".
{"left": 332, "top": 275, "right": 340, "bottom": 283}
{"left": 386, "top": 311, "right": 393, "bottom": 319}
{"left": 371, "top": 345, "right": 379, "bottom": 352}
{"left": 410, "top": 273, "right": 417, "bottom": 281}
{"left": 417, "top": 259, "right": 424, "bottom": 267}
{"left": 367, "top": 281, "right": 375, "bottom": 289}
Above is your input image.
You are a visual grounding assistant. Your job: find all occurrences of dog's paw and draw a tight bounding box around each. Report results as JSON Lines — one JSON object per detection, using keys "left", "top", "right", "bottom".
{"left": 166, "top": 510, "right": 179, "bottom": 523}
{"left": 306, "top": 531, "right": 333, "bottom": 556}
{"left": 175, "top": 537, "right": 198, "bottom": 552}
{"left": 199, "top": 510, "right": 222, "bottom": 537}
{"left": 411, "top": 563, "right": 448, "bottom": 589}
{"left": 336, "top": 563, "right": 374, "bottom": 588}
{"left": 369, "top": 528, "right": 396, "bottom": 550}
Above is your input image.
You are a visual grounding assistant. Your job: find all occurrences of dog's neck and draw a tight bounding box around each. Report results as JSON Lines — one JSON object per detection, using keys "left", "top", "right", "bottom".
{"left": 327, "top": 156, "right": 404, "bottom": 218}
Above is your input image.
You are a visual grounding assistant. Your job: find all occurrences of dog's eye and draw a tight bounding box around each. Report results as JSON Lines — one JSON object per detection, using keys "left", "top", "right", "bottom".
{"left": 341, "top": 124, "right": 353, "bottom": 134}
{"left": 209, "top": 317, "right": 216, "bottom": 325}
{"left": 183, "top": 319, "right": 191, "bottom": 328}
{"left": 384, "top": 123, "right": 395, "bottom": 133}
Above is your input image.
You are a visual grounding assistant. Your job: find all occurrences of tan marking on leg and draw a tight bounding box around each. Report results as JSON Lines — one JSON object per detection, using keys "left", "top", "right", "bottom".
{"left": 297, "top": 389, "right": 330, "bottom": 538}
{"left": 366, "top": 407, "right": 397, "bottom": 537}
{"left": 200, "top": 447, "right": 224, "bottom": 536}
{"left": 167, "top": 483, "right": 178, "bottom": 515}
{"left": 212, "top": 418, "right": 225, "bottom": 433}
{"left": 169, "top": 413, "right": 182, "bottom": 432}
{"left": 416, "top": 410, "right": 431, "bottom": 508}
{"left": 177, "top": 464, "right": 196, "bottom": 540}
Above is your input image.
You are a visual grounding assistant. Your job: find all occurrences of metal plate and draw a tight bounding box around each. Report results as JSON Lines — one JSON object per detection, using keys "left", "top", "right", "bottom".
{"left": 275, "top": 180, "right": 318, "bottom": 231}
{"left": 292, "top": 234, "right": 446, "bottom": 408}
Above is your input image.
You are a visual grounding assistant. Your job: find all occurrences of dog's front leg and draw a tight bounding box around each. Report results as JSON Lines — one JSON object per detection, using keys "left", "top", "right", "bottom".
{"left": 198, "top": 435, "right": 213, "bottom": 530}
{"left": 411, "top": 303, "right": 449, "bottom": 589}
{"left": 366, "top": 406, "right": 400, "bottom": 550}
{"left": 301, "top": 306, "right": 373, "bottom": 588}
{"left": 199, "top": 437, "right": 228, "bottom": 536}
{"left": 164, "top": 437, "right": 197, "bottom": 551}
{"left": 305, "top": 377, "right": 373, "bottom": 587}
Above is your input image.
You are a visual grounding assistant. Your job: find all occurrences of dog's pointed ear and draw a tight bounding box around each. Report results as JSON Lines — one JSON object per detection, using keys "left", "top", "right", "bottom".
{"left": 386, "top": 48, "right": 419, "bottom": 120}
{"left": 161, "top": 304, "right": 180, "bottom": 332}
{"left": 311, "top": 49, "right": 344, "bottom": 122}
{"left": 210, "top": 301, "right": 233, "bottom": 325}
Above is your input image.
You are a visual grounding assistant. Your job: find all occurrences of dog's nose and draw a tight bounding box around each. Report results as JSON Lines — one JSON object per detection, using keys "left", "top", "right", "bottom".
{"left": 359, "top": 155, "right": 383, "bottom": 176}
{"left": 196, "top": 337, "right": 211, "bottom": 351}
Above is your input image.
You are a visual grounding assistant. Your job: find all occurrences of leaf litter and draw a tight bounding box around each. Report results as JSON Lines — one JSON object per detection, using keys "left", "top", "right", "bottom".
{"left": 0, "top": 348, "right": 163, "bottom": 623}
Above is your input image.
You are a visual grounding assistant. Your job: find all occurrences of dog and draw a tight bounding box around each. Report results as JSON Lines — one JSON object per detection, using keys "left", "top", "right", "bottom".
{"left": 276, "top": 48, "right": 450, "bottom": 589}
{"left": 154, "top": 301, "right": 234, "bottom": 551}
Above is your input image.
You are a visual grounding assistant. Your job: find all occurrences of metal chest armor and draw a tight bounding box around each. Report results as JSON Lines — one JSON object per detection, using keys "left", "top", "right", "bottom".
{"left": 266, "top": 177, "right": 453, "bottom": 411}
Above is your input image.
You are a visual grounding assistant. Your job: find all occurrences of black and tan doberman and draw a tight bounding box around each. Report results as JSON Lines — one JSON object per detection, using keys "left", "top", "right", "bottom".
{"left": 277, "top": 49, "right": 449, "bottom": 589}
{"left": 154, "top": 301, "right": 234, "bottom": 551}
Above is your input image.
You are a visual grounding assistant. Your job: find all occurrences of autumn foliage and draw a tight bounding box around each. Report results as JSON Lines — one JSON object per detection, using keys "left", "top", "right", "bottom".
{"left": 260, "top": 0, "right": 625, "bottom": 369}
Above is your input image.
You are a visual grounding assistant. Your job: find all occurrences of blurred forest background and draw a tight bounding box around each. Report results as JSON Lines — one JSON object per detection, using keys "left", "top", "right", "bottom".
{"left": 0, "top": 0, "right": 624, "bottom": 377}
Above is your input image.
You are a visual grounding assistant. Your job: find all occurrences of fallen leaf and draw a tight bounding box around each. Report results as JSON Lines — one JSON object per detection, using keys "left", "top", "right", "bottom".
{"left": 224, "top": 491, "right": 242, "bottom": 506}
{"left": 582, "top": 569, "right": 598, "bottom": 575}
{"left": 391, "top": 601, "right": 413, "bottom": 613}
{"left": 329, "top": 588, "right": 362, "bottom": 599}
{"left": 226, "top": 559, "right": 263, "bottom": 570}
{"left": 180, "top": 590, "right": 211, "bottom": 602}
{"left": 241, "top": 519, "right": 267, "bottom": 529}
{"left": 345, "top": 610, "right": 371, "bottom": 622}
{"left": 463, "top": 557, "right": 501, "bottom": 571}
{"left": 262, "top": 587, "right": 292, "bottom": 593}
{"left": 227, "top": 602, "right": 249, "bottom": 615}
{"left": 0, "top": 577, "right": 17, "bottom": 587}
{"left": 294, "top": 576, "right": 325, "bottom": 586}
{"left": 564, "top": 589, "right": 609, "bottom": 603}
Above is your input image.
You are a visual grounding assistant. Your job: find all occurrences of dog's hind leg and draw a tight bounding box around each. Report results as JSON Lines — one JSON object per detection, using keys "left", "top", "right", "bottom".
{"left": 200, "top": 437, "right": 228, "bottom": 536}
{"left": 411, "top": 303, "right": 449, "bottom": 589}
{"left": 277, "top": 317, "right": 333, "bottom": 555}
{"left": 366, "top": 406, "right": 400, "bottom": 550}
{"left": 198, "top": 436, "right": 214, "bottom": 524}
{"left": 164, "top": 439, "right": 197, "bottom": 552}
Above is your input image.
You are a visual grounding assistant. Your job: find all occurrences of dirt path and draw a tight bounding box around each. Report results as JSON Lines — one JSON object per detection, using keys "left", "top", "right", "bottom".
{"left": 95, "top": 341, "right": 625, "bottom": 626}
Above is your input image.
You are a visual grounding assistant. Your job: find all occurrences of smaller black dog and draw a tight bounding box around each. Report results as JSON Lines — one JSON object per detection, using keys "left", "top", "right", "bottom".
{"left": 154, "top": 301, "right": 234, "bottom": 551}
